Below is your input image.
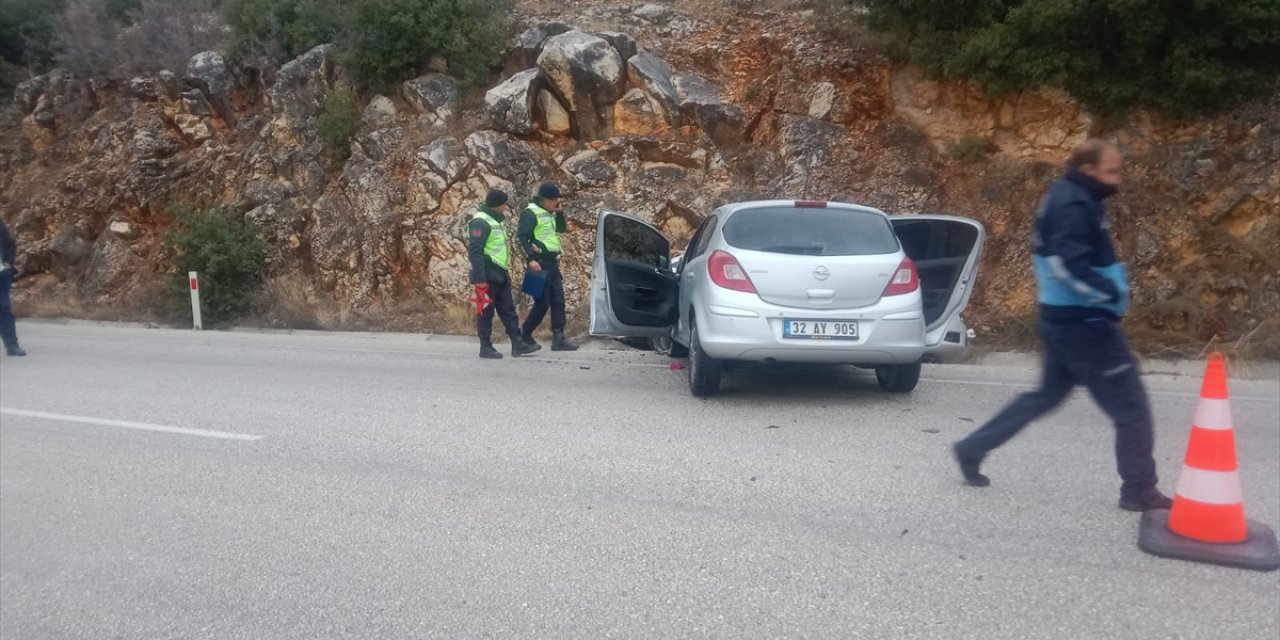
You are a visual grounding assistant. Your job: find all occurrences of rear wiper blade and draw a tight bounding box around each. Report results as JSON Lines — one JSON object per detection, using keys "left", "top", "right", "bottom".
{"left": 759, "top": 244, "right": 824, "bottom": 255}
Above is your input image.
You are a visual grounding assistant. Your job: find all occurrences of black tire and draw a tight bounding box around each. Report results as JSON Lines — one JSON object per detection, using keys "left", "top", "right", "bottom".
{"left": 875, "top": 362, "right": 922, "bottom": 393}
{"left": 688, "top": 322, "right": 721, "bottom": 397}
{"left": 658, "top": 333, "right": 690, "bottom": 358}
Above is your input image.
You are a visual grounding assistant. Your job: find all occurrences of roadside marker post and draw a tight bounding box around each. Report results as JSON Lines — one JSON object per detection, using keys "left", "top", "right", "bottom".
{"left": 189, "top": 271, "right": 203, "bottom": 330}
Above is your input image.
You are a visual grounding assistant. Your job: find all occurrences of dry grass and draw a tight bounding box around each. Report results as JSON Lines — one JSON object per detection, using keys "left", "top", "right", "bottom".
{"left": 247, "top": 273, "right": 346, "bottom": 330}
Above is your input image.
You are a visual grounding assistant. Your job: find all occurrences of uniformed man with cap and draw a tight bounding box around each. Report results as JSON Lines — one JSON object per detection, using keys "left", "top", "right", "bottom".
{"left": 517, "top": 182, "right": 578, "bottom": 351}
{"left": 468, "top": 189, "right": 541, "bottom": 359}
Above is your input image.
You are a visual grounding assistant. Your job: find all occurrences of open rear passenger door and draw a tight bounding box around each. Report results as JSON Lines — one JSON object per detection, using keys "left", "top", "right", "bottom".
{"left": 589, "top": 211, "right": 679, "bottom": 338}
{"left": 890, "top": 215, "right": 986, "bottom": 360}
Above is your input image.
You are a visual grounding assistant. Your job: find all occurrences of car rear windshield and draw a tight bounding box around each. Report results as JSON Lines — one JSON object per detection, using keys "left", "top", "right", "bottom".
{"left": 721, "top": 207, "right": 900, "bottom": 256}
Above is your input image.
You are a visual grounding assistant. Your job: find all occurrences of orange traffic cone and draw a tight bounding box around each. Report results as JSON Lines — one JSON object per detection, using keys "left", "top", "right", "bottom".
{"left": 1138, "top": 353, "right": 1280, "bottom": 571}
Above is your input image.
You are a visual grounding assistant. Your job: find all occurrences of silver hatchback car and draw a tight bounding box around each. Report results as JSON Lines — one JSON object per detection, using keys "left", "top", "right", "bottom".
{"left": 589, "top": 200, "right": 985, "bottom": 396}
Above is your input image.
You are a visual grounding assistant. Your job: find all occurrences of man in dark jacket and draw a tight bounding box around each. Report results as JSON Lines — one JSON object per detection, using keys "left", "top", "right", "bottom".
{"left": 0, "top": 218, "right": 25, "bottom": 357}
{"left": 953, "top": 139, "right": 1171, "bottom": 512}
{"left": 469, "top": 189, "right": 540, "bottom": 359}
{"left": 517, "top": 182, "right": 578, "bottom": 351}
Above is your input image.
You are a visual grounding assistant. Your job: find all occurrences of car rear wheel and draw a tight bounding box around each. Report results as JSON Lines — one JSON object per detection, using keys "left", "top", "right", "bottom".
{"left": 688, "top": 323, "right": 721, "bottom": 397}
{"left": 875, "top": 362, "right": 921, "bottom": 393}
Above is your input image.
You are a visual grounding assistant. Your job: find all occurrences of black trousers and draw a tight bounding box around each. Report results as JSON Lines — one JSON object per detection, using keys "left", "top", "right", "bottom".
{"left": 522, "top": 267, "right": 566, "bottom": 335}
{"left": 477, "top": 278, "right": 520, "bottom": 343}
{"left": 956, "top": 318, "right": 1160, "bottom": 501}
{"left": 0, "top": 269, "right": 17, "bottom": 348}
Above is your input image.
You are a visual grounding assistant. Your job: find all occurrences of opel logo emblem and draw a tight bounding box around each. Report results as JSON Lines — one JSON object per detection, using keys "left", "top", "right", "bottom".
{"left": 813, "top": 266, "right": 830, "bottom": 281}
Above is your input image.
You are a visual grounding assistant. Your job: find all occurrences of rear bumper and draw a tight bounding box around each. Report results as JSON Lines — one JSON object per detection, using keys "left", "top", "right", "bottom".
{"left": 693, "top": 292, "right": 926, "bottom": 365}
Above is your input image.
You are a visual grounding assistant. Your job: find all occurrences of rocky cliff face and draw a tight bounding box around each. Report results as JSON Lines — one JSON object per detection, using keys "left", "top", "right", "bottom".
{"left": 1, "top": 2, "right": 1276, "bottom": 354}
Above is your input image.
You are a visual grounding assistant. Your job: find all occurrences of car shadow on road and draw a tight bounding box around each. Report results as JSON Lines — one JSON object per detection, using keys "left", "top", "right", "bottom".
{"left": 709, "top": 362, "right": 901, "bottom": 401}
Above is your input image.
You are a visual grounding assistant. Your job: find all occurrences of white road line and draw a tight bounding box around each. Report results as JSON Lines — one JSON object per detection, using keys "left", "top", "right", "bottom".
{"left": 0, "top": 408, "right": 264, "bottom": 441}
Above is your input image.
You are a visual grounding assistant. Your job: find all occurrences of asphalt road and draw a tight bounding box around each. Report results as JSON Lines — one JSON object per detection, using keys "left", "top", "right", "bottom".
{"left": 2, "top": 322, "right": 1278, "bottom": 640}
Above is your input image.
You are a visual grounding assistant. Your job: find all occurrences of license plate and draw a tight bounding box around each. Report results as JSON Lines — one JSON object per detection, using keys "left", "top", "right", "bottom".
{"left": 783, "top": 320, "right": 858, "bottom": 340}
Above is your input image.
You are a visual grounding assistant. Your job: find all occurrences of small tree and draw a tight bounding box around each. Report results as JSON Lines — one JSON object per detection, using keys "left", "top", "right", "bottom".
{"left": 164, "top": 203, "right": 266, "bottom": 327}
{"left": 859, "top": 0, "right": 1280, "bottom": 117}
{"left": 115, "top": 0, "right": 223, "bottom": 76}
{"left": 55, "top": 0, "right": 116, "bottom": 78}
{"left": 224, "top": 0, "right": 349, "bottom": 61}
{"left": 316, "top": 87, "right": 358, "bottom": 160}
{"left": 341, "top": 0, "right": 514, "bottom": 87}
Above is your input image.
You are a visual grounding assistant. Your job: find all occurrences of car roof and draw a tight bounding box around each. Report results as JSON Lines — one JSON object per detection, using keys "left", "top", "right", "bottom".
{"left": 716, "top": 200, "right": 890, "bottom": 218}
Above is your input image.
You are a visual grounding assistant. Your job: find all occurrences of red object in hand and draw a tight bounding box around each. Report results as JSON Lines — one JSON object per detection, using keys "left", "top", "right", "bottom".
{"left": 467, "top": 283, "right": 492, "bottom": 315}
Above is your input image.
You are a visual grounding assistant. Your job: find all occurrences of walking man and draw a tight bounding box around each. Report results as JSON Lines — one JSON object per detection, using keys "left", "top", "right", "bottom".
{"left": 468, "top": 189, "right": 540, "bottom": 359}
{"left": 518, "top": 182, "right": 578, "bottom": 351}
{"left": 952, "top": 139, "right": 1172, "bottom": 512}
{"left": 0, "top": 218, "right": 25, "bottom": 357}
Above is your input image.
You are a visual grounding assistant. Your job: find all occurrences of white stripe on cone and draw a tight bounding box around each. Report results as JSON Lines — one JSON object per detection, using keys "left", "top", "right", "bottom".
{"left": 1192, "top": 398, "right": 1233, "bottom": 431}
{"left": 1174, "top": 466, "right": 1244, "bottom": 506}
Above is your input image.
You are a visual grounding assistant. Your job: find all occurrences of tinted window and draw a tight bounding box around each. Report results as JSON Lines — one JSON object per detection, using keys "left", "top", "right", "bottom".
{"left": 694, "top": 215, "right": 717, "bottom": 256}
{"left": 722, "top": 207, "right": 899, "bottom": 256}
{"left": 603, "top": 215, "right": 669, "bottom": 267}
{"left": 894, "top": 219, "right": 979, "bottom": 260}
{"left": 685, "top": 215, "right": 717, "bottom": 262}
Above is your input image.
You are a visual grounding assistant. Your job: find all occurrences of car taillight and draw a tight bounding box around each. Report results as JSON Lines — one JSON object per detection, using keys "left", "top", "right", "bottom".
{"left": 882, "top": 257, "right": 919, "bottom": 296}
{"left": 708, "top": 250, "right": 756, "bottom": 293}
{"left": 794, "top": 200, "right": 828, "bottom": 208}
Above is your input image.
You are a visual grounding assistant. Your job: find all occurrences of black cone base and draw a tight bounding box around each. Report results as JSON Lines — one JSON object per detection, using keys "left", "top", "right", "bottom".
{"left": 1138, "top": 509, "right": 1280, "bottom": 572}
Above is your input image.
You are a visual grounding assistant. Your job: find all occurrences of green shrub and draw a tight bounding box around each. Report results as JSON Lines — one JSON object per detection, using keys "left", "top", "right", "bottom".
{"left": 947, "top": 136, "right": 998, "bottom": 164}
{"left": 341, "top": 0, "right": 514, "bottom": 87}
{"left": 856, "top": 0, "right": 1280, "bottom": 117}
{"left": 224, "top": 0, "right": 349, "bottom": 59}
{"left": 225, "top": 0, "right": 513, "bottom": 87}
{"left": 316, "top": 88, "right": 358, "bottom": 160}
{"left": 0, "top": 0, "right": 62, "bottom": 93}
{"left": 164, "top": 203, "right": 266, "bottom": 327}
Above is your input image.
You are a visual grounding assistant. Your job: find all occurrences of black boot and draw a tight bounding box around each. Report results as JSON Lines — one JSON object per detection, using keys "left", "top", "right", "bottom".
{"left": 1118, "top": 492, "right": 1173, "bottom": 512}
{"left": 512, "top": 336, "right": 541, "bottom": 357}
{"left": 521, "top": 330, "right": 540, "bottom": 349}
{"left": 551, "top": 331, "right": 579, "bottom": 351}
{"left": 479, "top": 341, "right": 503, "bottom": 359}
{"left": 953, "top": 442, "right": 990, "bottom": 487}
{"left": 4, "top": 345, "right": 25, "bottom": 357}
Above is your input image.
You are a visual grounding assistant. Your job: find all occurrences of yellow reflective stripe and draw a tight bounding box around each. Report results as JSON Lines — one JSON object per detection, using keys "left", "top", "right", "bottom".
{"left": 472, "top": 211, "right": 508, "bottom": 269}
{"left": 528, "top": 203, "right": 561, "bottom": 253}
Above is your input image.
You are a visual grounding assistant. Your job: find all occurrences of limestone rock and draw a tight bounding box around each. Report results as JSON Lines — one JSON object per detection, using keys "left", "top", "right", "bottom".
{"left": 633, "top": 3, "right": 675, "bottom": 25}
{"left": 465, "top": 130, "right": 547, "bottom": 187}
{"left": 485, "top": 69, "right": 539, "bottom": 136}
{"left": 614, "top": 88, "right": 668, "bottom": 136}
{"left": 809, "top": 82, "right": 836, "bottom": 120}
{"left": 537, "top": 31, "right": 625, "bottom": 141}
{"left": 402, "top": 74, "right": 461, "bottom": 125}
{"left": 356, "top": 127, "right": 404, "bottom": 162}
{"left": 174, "top": 113, "right": 214, "bottom": 145}
{"left": 185, "top": 51, "right": 234, "bottom": 122}
{"left": 673, "top": 73, "right": 744, "bottom": 149}
{"left": 14, "top": 75, "right": 49, "bottom": 113}
{"left": 562, "top": 149, "right": 617, "bottom": 188}
{"left": 627, "top": 51, "right": 681, "bottom": 126}
{"left": 777, "top": 114, "right": 843, "bottom": 194}
{"left": 598, "top": 31, "right": 638, "bottom": 61}
{"left": 539, "top": 90, "right": 572, "bottom": 135}
{"left": 268, "top": 44, "right": 339, "bottom": 133}
{"left": 423, "top": 137, "right": 471, "bottom": 184}
{"left": 362, "top": 95, "right": 398, "bottom": 129}
{"left": 518, "top": 22, "right": 575, "bottom": 67}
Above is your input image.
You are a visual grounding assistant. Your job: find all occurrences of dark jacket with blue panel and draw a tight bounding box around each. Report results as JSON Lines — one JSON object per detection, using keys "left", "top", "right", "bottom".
{"left": 1032, "top": 169, "right": 1130, "bottom": 323}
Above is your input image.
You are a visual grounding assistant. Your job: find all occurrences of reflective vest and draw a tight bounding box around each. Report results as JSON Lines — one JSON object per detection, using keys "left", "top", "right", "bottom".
{"left": 472, "top": 210, "right": 508, "bottom": 269}
{"left": 528, "top": 202, "right": 562, "bottom": 254}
